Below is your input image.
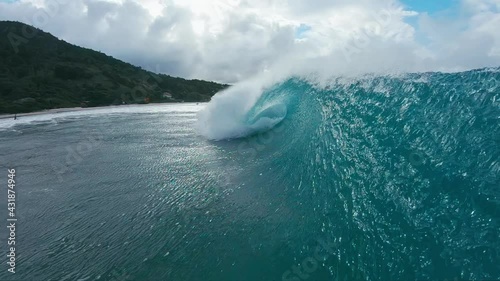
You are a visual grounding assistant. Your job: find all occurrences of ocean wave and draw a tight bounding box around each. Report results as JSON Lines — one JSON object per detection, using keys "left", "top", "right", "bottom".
{"left": 196, "top": 67, "right": 500, "bottom": 279}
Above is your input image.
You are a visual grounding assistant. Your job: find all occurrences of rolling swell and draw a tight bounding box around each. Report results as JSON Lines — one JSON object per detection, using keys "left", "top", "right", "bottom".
{"left": 203, "top": 68, "right": 500, "bottom": 279}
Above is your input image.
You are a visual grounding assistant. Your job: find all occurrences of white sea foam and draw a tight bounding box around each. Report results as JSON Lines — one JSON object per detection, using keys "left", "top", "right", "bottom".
{"left": 0, "top": 104, "right": 203, "bottom": 130}
{"left": 196, "top": 78, "right": 268, "bottom": 140}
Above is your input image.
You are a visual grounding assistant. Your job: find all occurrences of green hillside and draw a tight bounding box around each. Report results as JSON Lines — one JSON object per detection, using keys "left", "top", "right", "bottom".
{"left": 0, "top": 21, "right": 228, "bottom": 114}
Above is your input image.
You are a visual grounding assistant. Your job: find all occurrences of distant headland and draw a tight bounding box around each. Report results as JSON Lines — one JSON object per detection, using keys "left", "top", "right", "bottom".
{"left": 0, "top": 21, "right": 228, "bottom": 114}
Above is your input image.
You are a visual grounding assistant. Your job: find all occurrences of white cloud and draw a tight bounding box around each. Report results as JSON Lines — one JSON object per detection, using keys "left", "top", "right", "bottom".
{"left": 1, "top": 0, "right": 500, "bottom": 83}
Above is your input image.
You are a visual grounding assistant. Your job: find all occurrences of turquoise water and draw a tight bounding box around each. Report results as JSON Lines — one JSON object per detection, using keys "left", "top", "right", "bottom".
{"left": 0, "top": 68, "right": 499, "bottom": 280}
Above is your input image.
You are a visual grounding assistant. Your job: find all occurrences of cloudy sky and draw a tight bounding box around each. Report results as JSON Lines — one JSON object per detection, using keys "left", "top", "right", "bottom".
{"left": 1, "top": 0, "right": 500, "bottom": 83}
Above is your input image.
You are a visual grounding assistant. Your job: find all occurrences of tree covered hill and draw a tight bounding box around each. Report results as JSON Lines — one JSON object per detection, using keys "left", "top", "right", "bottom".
{"left": 0, "top": 21, "right": 228, "bottom": 114}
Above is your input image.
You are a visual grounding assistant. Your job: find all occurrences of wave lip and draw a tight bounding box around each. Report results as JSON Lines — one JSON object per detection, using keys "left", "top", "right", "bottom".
{"left": 196, "top": 101, "right": 287, "bottom": 140}
{"left": 196, "top": 80, "right": 274, "bottom": 140}
{"left": 196, "top": 77, "right": 310, "bottom": 140}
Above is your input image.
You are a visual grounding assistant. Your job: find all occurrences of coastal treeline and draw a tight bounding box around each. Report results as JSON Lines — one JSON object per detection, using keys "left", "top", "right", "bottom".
{"left": 0, "top": 21, "right": 228, "bottom": 114}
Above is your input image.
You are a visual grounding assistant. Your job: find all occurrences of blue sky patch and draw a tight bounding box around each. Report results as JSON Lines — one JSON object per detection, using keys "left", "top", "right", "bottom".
{"left": 295, "top": 24, "right": 311, "bottom": 39}
{"left": 401, "top": 0, "right": 459, "bottom": 14}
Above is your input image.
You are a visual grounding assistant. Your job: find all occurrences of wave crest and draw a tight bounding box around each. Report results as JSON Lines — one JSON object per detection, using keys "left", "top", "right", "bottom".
{"left": 196, "top": 78, "right": 288, "bottom": 140}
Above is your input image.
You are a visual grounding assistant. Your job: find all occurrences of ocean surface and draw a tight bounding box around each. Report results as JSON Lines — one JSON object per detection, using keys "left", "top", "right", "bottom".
{"left": 0, "top": 68, "right": 499, "bottom": 281}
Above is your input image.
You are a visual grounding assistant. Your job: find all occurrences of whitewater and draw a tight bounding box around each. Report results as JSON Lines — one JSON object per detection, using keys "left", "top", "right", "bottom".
{"left": 0, "top": 69, "right": 498, "bottom": 280}
{"left": 196, "top": 67, "right": 500, "bottom": 280}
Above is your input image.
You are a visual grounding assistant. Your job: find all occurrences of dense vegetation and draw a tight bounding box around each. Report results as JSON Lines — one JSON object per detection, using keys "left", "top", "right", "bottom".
{"left": 0, "top": 21, "right": 228, "bottom": 114}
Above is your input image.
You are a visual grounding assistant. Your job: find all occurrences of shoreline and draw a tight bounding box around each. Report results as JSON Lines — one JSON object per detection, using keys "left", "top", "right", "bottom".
{"left": 0, "top": 103, "right": 201, "bottom": 120}
{"left": 0, "top": 107, "right": 90, "bottom": 120}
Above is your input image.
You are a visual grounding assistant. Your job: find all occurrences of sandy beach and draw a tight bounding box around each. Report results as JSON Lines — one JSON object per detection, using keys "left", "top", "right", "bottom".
{"left": 0, "top": 103, "right": 185, "bottom": 120}
{"left": 0, "top": 107, "right": 90, "bottom": 120}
